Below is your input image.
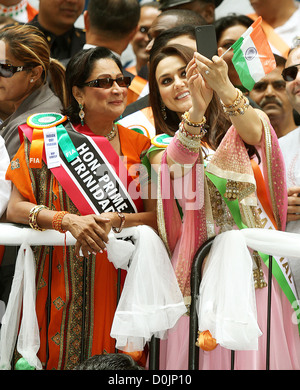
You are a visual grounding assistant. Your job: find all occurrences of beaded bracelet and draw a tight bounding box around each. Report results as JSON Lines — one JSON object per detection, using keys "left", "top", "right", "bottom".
{"left": 178, "top": 122, "right": 202, "bottom": 152}
{"left": 52, "top": 211, "right": 69, "bottom": 233}
{"left": 220, "top": 88, "right": 250, "bottom": 116}
{"left": 182, "top": 111, "right": 206, "bottom": 127}
{"left": 29, "top": 205, "right": 49, "bottom": 231}
{"left": 221, "top": 88, "right": 243, "bottom": 109}
{"left": 179, "top": 121, "right": 207, "bottom": 140}
{"left": 222, "top": 96, "right": 250, "bottom": 116}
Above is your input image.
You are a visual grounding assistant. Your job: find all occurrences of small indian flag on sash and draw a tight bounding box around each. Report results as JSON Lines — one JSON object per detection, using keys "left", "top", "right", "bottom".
{"left": 231, "top": 16, "right": 276, "bottom": 91}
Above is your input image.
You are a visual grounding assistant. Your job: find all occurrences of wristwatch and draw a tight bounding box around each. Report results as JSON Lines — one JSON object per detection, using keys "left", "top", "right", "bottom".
{"left": 112, "top": 212, "right": 125, "bottom": 233}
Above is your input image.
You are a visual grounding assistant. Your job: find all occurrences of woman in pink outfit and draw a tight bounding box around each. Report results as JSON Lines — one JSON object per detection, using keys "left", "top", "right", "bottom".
{"left": 144, "top": 42, "right": 300, "bottom": 370}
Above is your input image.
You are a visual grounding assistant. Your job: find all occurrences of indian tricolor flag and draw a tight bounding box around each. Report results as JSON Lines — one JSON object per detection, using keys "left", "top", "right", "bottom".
{"left": 231, "top": 16, "right": 276, "bottom": 91}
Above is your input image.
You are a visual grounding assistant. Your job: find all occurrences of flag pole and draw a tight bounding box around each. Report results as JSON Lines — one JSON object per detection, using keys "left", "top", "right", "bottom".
{"left": 220, "top": 46, "right": 233, "bottom": 58}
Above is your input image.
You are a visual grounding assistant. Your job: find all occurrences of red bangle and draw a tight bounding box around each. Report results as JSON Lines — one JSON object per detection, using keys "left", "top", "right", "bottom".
{"left": 52, "top": 211, "right": 69, "bottom": 233}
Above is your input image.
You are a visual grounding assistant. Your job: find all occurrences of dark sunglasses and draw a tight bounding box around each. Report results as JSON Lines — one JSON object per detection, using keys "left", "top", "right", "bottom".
{"left": 81, "top": 76, "right": 131, "bottom": 89}
{"left": 0, "top": 63, "right": 29, "bottom": 78}
{"left": 282, "top": 63, "right": 300, "bottom": 82}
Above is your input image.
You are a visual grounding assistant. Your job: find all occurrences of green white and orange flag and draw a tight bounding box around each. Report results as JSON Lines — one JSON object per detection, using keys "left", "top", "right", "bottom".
{"left": 231, "top": 16, "right": 276, "bottom": 91}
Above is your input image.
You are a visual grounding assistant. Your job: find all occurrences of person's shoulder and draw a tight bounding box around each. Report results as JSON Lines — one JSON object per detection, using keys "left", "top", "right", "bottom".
{"left": 73, "top": 26, "right": 86, "bottom": 40}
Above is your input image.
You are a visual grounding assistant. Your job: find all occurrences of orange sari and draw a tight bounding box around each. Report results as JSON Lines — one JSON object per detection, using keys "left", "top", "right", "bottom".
{"left": 6, "top": 124, "right": 150, "bottom": 370}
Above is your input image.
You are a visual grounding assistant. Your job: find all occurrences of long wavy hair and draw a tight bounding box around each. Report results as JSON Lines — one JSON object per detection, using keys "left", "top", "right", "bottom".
{"left": 148, "top": 44, "right": 231, "bottom": 150}
{"left": 0, "top": 24, "right": 67, "bottom": 108}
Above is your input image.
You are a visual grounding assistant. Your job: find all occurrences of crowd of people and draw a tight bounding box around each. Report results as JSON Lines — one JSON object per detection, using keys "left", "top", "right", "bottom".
{"left": 0, "top": 0, "right": 300, "bottom": 371}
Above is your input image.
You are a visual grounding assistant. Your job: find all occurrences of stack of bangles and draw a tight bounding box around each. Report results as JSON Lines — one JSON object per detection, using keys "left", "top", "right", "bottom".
{"left": 220, "top": 88, "right": 249, "bottom": 116}
{"left": 177, "top": 112, "right": 207, "bottom": 152}
{"left": 28, "top": 205, "right": 49, "bottom": 231}
{"left": 29, "top": 204, "right": 69, "bottom": 234}
{"left": 167, "top": 112, "right": 206, "bottom": 167}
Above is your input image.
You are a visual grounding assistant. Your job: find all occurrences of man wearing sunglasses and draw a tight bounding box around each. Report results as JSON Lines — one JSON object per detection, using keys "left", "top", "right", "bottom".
{"left": 277, "top": 43, "right": 300, "bottom": 296}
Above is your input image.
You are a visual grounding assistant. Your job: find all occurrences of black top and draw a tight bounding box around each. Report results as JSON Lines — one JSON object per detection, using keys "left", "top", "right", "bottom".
{"left": 28, "top": 15, "right": 86, "bottom": 61}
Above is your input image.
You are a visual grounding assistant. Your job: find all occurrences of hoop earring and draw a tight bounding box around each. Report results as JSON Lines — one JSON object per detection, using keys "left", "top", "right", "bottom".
{"left": 79, "top": 103, "right": 85, "bottom": 126}
{"left": 161, "top": 102, "right": 167, "bottom": 120}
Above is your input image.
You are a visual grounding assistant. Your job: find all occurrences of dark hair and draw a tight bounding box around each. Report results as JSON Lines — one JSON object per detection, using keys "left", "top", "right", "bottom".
{"left": 152, "top": 25, "right": 197, "bottom": 51}
{"left": 273, "top": 53, "right": 286, "bottom": 67}
{"left": 63, "top": 47, "right": 123, "bottom": 124}
{"left": 149, "top": 43, "right": 230, "bottom": 149}
{"left": 87, "top": 0, "right": 140, "bottom": 39}
{"left": 74, "top": 353, "right": 144, "bottom": 370}
{"left": 214, "top": 13, "right": 253, "bottom": 42}
{"left": 157, "top": 8, "right": 207, "bottom": 26}
{"left": 0, "top": 24, "right": 67, "bottom": 107}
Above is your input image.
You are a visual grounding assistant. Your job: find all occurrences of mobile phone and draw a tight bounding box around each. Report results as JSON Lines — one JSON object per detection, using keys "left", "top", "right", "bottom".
{"left": 195, "top": 25, "right": 218, "bottom": 60}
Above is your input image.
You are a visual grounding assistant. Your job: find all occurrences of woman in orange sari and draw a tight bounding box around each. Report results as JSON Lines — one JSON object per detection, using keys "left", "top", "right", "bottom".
{"left": 5, "top": 47, "right": 156, "bottom": 370}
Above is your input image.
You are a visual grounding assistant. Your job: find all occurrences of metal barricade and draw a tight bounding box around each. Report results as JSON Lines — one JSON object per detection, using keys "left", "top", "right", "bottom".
{"left": 0, "top": 223, "right": 160, "bottom": 369}
{"left": 188, "top": 237, "right": 273, "bottom": 370}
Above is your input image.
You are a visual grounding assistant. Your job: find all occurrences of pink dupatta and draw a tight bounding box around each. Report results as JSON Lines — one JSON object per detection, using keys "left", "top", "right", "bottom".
{"left": 158, "top": 117, "right": 287, "bottom": 301}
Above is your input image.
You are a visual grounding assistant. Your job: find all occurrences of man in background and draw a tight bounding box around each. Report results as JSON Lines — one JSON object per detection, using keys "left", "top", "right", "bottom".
{"left": 158, "top": 0, "right": 223, "bottom": 24}
{"left": 29, "top": 0, "right": 85, "bottom": 61}
{"left": 249, "top": 54, "right": 297, "bottom": 138}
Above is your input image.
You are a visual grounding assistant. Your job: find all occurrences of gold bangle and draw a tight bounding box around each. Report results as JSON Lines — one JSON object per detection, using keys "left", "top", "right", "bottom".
{"left": 112, "top": 212, "right": 125, "bottom": 233}
{"left": 221, "top": 88, "right": 243, "bottom": 109}
{"left": 220, "top": 88, "right": 250, "bottom": 116}
{"left": 222, "top": 96, "right": 250, "bottom": 116}
{"left": 177, "top": 122, "right": 202, "bottom": 152}
{"left": 182, "top": 111, "right": 206, "bottom": 127}
{"left": 28, "top": 205, "right": 49, "bottom": 231}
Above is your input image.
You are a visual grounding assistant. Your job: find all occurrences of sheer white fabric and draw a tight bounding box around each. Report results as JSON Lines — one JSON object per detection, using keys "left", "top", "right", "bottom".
{"left": 0, "top": 224, "right": 186, "bottom": 368}
{"left": 198, "top": 229, "right": 300, "bottom": 351}
{"left": 109, "top": 225, "right": 187, "bottom": 352}
{"left": 0, "top": 136, "right": 11, "bottom": 218}
{"left": 0, "top": 225, "right": 76, "bottom": 370}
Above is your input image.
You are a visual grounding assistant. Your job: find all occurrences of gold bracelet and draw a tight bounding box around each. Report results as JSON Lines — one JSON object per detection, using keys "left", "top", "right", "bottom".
{"left": 221, "top": 87, "right": 250, "bottom": 116}
{"left": 182, "top": 111, "right": 206, "bottom": 127}
{"left": 222, "top": 96, "right": 250, "bottom": 116}
{"left": 177, "top": 122, "right": 202, "bottom": 152}
{"left": 112, "top": 212, "right": 125, "bottom": 233}
{"left": 179, "top": 121, "right": 207, "bottom": 140}
{"left": 28, "top": 205, "right": 49, "bottom": 231}
{"left": 221, "top": 88, "right": 243, "bottom": 109}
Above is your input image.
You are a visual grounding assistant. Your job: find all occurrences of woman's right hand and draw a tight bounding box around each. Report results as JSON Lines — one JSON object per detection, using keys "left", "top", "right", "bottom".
{"left": 61, "top": 213, "right": 112, "bottom": 258}
{"left": 186, "top": 56, "right": 213, "bottom": 122}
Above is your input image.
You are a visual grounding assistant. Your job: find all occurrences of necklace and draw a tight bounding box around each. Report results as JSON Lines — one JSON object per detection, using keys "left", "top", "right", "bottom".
{"left": 104, "top": 124, "right": 117, "bottom": 141}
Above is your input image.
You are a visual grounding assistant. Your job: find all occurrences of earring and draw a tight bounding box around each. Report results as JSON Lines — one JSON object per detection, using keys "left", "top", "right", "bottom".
{"left": 79, "top": 103, "right": 85, "bottom": 126}
{"left": 161, "top": 102, "right": 167, "bottom": 120}
{"left": 30, "top": 79, "right": 34, "bottom": 83}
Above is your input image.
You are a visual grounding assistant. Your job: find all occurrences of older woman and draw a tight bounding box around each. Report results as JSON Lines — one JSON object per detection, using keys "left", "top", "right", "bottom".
{"left": 6, "top": 47, "right": 156, "bottom": 370}
{"left": 0, "top": 24, "right": 67, "bottom": 159}
{"left": 145, "top": 43, "right": 300, "bottom": 369}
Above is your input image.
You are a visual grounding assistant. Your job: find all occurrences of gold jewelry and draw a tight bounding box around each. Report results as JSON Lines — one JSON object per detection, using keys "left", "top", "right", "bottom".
{"left": 221, "top": 88, "right": 243, "bottom": 109}
{"left": 105, "top": 124, "right": 118, "bottom": 141}
{"left": 179, "top": 121, "right": 207, "bottom": 140}
{"left": 112, "top": 212, "right": 125, "bottom": 233}
{"left": 29, "top": 205, "right": 49, "bottom": 231}
{"left": 79, "top": 103, "right": 85, "bottom": 126}
{"left": 221, "top": 88, "right": 250, "bottom": 116}
{"left": 182, "top": 111, "right": 206, "bottom": 127}
{"left": 177, "top": 122, "right": 202, "bottom": 152}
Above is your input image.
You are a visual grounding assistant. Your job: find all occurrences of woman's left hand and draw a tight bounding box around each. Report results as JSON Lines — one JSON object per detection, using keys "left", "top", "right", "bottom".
{"left": 193, "top": 49, "right": 237, "bottom": 102}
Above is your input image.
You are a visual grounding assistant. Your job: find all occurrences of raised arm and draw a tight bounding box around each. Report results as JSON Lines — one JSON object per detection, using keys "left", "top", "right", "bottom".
{"left": 194, "top": 49, "right": 266, "bottom": 146}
